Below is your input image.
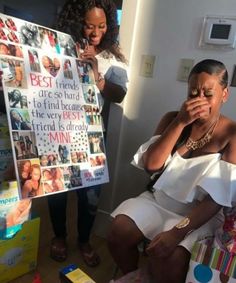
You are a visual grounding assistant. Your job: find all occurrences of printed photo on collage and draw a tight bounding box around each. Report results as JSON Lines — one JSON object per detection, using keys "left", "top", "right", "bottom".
{"left": 38, "top": 27, "right": 60, "bottom": 54}
{"left": 57, "top": 33, "right": 77, "bottom": 57}
{"left": 63, "top": 59, "right": 73, "bottom": 79}
{"left": 0, "top": 42, "right": 23, "bottom": 58}
{"left": 0, "top": 16, "right": 20, "bottom": 43}
{"left": 41, "top": 55, "right": 61, "bottom": 77}
{"left": 41, "top": 167, "right": 65, "bottom": 193}
{"left": 19, "top": 23, "right": 41, "bottom": 48}
{"left": 90, "top": 154, "right": 106, "bottom": 167}
{"left": 88, "top": 132, "right": 105, "bottom": 154}
{"left": 82, "top": 84, "right": 97, "bottom": 104}
{"left": 17, "top": 159, "right": 42, "bottom": 198}
{"left": 71, "top": 151, "right": 88, "bottom": 164}
{"left": 13, "top": 131, "right": 38, "bottom": 160}
{"left": 84, "top": 105, "right": 101, "bottom": 125}
{"left": 0, "top": 58, "right": 27, "bottom": 88}
{"left": 8, "top": 88, "right": 27, "bottom": 108}
{"left": 76, "top": 59, "right": 95, "bottom": 84}
{"left": 28, "top": 49, "right": 41, "bottom": 72}
{"left": 10, "top": 108, "right": 31, "bottom": 130}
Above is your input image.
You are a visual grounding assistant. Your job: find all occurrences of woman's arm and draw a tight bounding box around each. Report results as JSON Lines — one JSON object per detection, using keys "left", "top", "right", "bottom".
{"left": 146, "top": 195, "right": 222, "bottom": 258}
{"left": 142, "top": 112, "right": 185, "bottom": 173}
{"left": 80, "top": 46, "right": 127, "bottom": 103}
{"left": 143, "top": 97, "right": 211, "bottom": 172}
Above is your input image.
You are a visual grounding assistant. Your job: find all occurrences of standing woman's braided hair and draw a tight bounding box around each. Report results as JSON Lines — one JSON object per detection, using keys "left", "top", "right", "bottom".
{"left": 55, "top": 0, "right": 126, "bottom": 62}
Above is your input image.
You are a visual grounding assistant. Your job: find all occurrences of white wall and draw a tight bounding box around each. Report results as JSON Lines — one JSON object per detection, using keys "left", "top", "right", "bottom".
{"left": 94, "top": 0, "right": 236, "bottom": 236}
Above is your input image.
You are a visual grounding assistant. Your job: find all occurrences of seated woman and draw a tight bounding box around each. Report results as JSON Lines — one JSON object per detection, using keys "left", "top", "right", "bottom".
{"left": 107, "top": 59, "right": 236, "bottom": 283}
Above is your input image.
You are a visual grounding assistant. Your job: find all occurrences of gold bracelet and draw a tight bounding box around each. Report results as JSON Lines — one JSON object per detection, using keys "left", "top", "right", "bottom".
{"left": 175, "top": 217, "right": 190, "bottom": 229}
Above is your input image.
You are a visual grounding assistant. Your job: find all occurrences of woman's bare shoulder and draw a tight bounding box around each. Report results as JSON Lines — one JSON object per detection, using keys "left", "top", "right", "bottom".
{"left": 226, "top": 117, "right": 236, "bottom": 143}
{"left": 221, "top": 115, "right": 236, "bottom": 164}
{"left": 221, "top": 115, "right": 236, "bottom": 135}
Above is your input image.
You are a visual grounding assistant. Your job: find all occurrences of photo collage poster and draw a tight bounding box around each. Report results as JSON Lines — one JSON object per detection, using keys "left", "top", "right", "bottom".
{"left": 0, "top": 13, "right": 109, "bottom": 200}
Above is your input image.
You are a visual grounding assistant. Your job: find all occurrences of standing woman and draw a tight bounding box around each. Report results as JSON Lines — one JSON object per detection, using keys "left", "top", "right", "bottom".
{"left": 48, "top": 0, "right": 128, "bottom": 266}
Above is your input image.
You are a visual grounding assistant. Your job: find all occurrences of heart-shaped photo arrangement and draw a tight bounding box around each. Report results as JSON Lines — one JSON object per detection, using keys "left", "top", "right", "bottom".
{"left": 41, "top": 55, "right": 60, "bottom": 77}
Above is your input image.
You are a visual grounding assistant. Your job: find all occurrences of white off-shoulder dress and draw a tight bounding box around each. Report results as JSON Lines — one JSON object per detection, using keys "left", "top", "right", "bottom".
{"left": 111, "top": 136, "right": 236, "bottom": 252}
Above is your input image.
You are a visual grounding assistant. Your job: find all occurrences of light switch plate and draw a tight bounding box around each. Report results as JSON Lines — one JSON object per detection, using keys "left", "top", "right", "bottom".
{"left": 177, "top": 58, "right": 194, "bottom": 82}
{"left": 140, "top": 55, "right": 156, "bottom": 77}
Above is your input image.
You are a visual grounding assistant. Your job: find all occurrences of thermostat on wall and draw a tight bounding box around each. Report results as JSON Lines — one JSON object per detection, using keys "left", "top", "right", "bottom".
{"left": 199, "top": 15, "right": 236, "bottom": 49}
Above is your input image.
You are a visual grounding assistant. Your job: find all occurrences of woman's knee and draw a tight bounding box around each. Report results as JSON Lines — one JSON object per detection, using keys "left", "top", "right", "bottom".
{"left": 148, "top": 246, "right": 190, "bottom": 283}
{"left": 107, "top": 214, "right": 143, "bottom": 247}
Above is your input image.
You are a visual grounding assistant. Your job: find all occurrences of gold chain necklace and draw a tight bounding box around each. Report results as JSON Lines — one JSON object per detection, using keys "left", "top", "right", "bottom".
{"left": 185, "top": 116, "right": 219, "bottom": 151}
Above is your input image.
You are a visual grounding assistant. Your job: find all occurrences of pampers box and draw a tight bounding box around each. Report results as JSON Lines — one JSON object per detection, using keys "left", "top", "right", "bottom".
{"left": 0, "top": 217, "right": 40, "bottom": 283}
{"left": 0, "top": 181, "right": 32, "bottom": 239}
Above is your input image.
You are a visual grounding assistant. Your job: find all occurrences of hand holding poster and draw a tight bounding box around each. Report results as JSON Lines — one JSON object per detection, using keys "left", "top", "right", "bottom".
{"left": 0, "top": 13, "right": 109, "bottom": 199}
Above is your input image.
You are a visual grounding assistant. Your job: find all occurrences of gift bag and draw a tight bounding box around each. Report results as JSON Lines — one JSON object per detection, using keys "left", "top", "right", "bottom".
{"left": 185, "top": 242, "right": 236, "bottom": 283}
